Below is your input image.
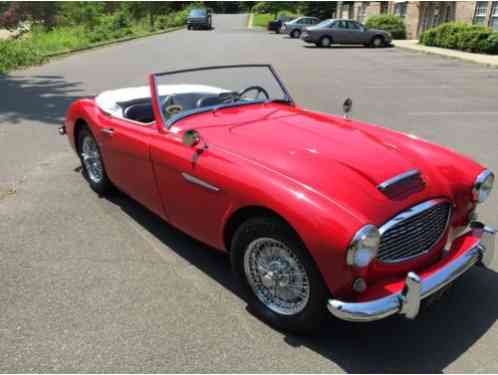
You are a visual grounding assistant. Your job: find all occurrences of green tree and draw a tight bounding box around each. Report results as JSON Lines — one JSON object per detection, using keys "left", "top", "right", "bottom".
{"left": 60, "top": 2, "right": 106, "bottom": 27}
{"left": 297, "top": 2, "right": 336, "bottom": 19}
{"left": 252, "top": 2, "right": 297, "bottom": 16}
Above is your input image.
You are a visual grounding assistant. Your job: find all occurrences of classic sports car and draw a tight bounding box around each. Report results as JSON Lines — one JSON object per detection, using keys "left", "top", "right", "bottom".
{"left": 60, "top": 65, "right": 495, "bottom": 334}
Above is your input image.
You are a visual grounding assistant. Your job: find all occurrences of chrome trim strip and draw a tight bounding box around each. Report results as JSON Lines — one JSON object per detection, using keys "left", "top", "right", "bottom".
{"left": 181, "top": 172, "right": 220, "bottom": 192}
{"left": 377, "top": 198, "right": 452, "bottom": 263}
{"left": 327, "top": 222, "right": 495, "bottom": 322}
{"left": 377, "top": 169, "right": 420, "bottom": 192}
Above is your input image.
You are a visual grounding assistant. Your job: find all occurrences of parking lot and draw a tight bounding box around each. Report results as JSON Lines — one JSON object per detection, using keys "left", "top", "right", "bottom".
{"left": 1, "top": 14, "right": 498, "bottom": 372}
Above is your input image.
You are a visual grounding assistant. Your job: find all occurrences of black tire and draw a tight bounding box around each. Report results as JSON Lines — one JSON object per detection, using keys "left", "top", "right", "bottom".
{"left": 77, "top": 127, "right": 113, "bottom": 195}
{"left": 231, "top": 217, "right": 330, "bottom": 335}
{"left": 291, "top": 29, "right": 301, "bottom": 38}
{"left": 319, "top": 35, "right": 332, "bottom": 48}
{"left": 187, "top": 25, "right": 192, "bottom": 30}
{"left": 275, "top": 29, "right": 280, "bottom": 34}
{"left": 371, "top": 35, "right": 385, "bottom": 48}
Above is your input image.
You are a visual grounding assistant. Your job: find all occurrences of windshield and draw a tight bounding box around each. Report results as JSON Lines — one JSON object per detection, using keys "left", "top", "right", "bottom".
{"left": 316, "top": 19, "right": 333, "bottom": 28}
{"left": 151, "top": 65, "right": 292, "bottom": 128}
{"left": 189, "top": 9, "right": 206, "bottom": 17}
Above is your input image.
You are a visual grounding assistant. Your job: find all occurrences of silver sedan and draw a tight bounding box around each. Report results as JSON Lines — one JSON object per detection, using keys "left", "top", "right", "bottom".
{"left": 282, "top": 16, "right": 321, "bottom": 38}
{"left": 301, "top": 19, "right": 392, "bottom": 48}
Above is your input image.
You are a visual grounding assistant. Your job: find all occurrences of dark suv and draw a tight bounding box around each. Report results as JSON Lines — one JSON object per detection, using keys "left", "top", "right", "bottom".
{"left": 187, "top": 8, "right": 212, "bottom": 30}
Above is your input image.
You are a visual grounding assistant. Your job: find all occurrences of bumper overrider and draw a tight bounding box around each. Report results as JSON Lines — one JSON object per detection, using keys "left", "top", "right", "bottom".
{"left": 328, "top": 222, "right": 496, "bottom": 322}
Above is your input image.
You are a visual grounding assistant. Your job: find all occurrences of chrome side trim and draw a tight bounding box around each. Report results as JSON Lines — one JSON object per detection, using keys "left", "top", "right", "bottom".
{"left": 328, "top": 222, "right": 495, "bottom": 322}
{"left": 377, "top": 169, "right": 420, "bottom": 192}
{"left": 181, "top": 172, "right": 220, "bottom": 192}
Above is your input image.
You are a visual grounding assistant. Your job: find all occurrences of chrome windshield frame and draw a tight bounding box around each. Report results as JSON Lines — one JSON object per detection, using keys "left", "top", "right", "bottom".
{"left": 150, "top": 64, "right": 295, "bottom": 129}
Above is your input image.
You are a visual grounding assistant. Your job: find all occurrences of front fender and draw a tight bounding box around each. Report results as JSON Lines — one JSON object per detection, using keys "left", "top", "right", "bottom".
{"left": 217, "top": 151, "right": 365, "bottom": 297}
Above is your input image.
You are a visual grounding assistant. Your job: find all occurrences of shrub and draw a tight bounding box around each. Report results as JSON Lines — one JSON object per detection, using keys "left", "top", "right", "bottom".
{"left": 365, "top": 14, "right": 406, "bottom": 39}
{"left": 481, "top": 32, "right": 498, "bottom": 54}
{"left": 0, "top": 38, "right": 46, "bottom": 72}
{"left": 420, "top": 21, "right": 498, "bottom": 54}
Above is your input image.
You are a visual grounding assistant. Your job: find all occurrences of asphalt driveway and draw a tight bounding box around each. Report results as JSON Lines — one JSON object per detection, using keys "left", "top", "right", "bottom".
{"left": 1, "top": 14, "right": 498, "bottom": 372}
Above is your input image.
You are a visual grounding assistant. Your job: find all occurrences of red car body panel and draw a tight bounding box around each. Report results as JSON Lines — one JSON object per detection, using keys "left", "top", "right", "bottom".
{"left": 64, "top": 91, "right": 484, "bottom": 301}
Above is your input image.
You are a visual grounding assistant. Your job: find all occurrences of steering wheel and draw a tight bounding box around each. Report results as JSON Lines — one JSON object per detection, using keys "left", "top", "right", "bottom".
{"left": 161, "top": 95, "right": 183, "bottom": 118}
{"left": 238, "top": 86, "right": 270, "bottom": 101}
{"left": 165, "top": 104, "right": 183, "bottom": 116}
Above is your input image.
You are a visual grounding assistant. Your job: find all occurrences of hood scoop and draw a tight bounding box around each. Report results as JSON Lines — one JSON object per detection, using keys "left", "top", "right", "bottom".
{"left": 377, "top": 169, "right": 426, "bottom": 200}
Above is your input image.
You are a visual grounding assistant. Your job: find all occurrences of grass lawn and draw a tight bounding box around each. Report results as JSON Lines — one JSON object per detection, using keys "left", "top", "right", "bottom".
{"left": 0, "top": 15, "right": 185, "bottom": 74}
{"left": 252, "top": 13, "right": 274, "bottom": 28}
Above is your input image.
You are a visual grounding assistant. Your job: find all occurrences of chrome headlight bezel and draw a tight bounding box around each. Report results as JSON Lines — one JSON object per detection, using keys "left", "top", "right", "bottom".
{"left": 473, "top": 169, "right": 494, "bottom": 203}
{"left": 346, "top": 224, "right": 381, "bottom": 268}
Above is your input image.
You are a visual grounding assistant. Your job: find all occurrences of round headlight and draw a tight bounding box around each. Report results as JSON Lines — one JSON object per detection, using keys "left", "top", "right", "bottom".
{"left": 347, "top": 224, "right": 381, "bottom": 268}
{"left": 473, "top": 170, "right": 494, "bottom": 203}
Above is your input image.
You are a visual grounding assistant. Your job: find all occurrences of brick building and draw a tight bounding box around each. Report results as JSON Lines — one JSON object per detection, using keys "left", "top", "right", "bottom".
{"left": 334, "top": 1, "right": 498, "bottom": 39}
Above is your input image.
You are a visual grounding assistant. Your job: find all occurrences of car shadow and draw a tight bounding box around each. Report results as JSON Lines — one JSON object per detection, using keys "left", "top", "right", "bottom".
{"left": 303, "top": 45, "right": 395, "bottom": 50}
{"left": 0, "top": 74, "right": 84, "bottom": 125}
{"left": 104, "top": 189, "right": 498, "bottom": 373}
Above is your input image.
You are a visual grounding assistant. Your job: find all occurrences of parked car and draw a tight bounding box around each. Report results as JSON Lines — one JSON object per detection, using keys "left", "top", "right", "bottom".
{"left": 60, "top": 64, "right": 495, "bottom": 335}
{"left": 267, "top": 15, "right": 295, "bottom": 34}
{"left": 301, "top": 19, "right": 392, "bottom": 47}
{"left": 186, "top": 8, "right": 212, "bottom": 30}
{"left": 282, "top": 16, "right": 320, "bottom": 38}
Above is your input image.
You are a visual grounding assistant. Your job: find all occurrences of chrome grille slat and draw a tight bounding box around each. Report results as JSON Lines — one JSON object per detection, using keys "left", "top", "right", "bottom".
{"left": 377, "top": 200, "right": 451, "bottom": 263}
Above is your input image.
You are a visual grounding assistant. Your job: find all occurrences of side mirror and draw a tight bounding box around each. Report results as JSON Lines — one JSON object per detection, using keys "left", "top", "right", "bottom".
{"left": 183, "top": 129, "right": 201, "bottom": 147}
{"left": 343, "top": 98, "right": 352, "bottom": 120}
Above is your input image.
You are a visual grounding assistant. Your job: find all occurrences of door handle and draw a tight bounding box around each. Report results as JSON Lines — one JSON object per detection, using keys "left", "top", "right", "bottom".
{"left": 101, "top": 128, "right": 114, "bottom": 135}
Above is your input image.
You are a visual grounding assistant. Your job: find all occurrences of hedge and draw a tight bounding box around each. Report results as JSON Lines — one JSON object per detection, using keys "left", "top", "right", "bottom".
{"left": 365, "top": 14, "right": 406, "bottom": 40}
{"left": 420, "top": 22, "right": 498, "bottom": 54}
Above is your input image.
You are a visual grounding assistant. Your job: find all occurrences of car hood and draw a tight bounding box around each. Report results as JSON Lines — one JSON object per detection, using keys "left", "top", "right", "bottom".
{"left": 182, "top": 104, "right": 454, "bottom": 224}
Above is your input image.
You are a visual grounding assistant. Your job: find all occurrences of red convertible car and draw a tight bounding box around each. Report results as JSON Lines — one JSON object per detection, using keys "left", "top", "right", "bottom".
{"left": 61, "top": 65, "right": 495, "bottom": 334}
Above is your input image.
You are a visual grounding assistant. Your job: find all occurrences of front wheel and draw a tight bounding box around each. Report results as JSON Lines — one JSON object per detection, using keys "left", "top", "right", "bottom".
{"left": 319, "top": 36, "right": 332, "bottom": 48}
{"left": 77, "top": 127, "right": 113, "bottom": 195}
{"left": 231, "top": 217, "right": 329, "bottom": 335}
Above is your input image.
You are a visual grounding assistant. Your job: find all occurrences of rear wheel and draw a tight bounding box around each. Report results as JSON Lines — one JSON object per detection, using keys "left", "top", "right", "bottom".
{"left": 371, "top": 35, "right": 385, "bottom": 48}
{"left": 291, "top": 29, "right": 301, "bottom": 38}
{"left": 77, "top": 127, "right": 113, "bottom": 195}
{"left": 320, "top": 36, "right": 332, "bottom": 48}
{"left": 231, "top": 217, "right": 329, "bottom": 335}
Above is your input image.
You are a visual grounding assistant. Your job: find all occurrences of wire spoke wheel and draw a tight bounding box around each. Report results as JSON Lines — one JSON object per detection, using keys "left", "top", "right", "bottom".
{"left": 244, "top": 237, "right": 310, "bottom": 316}
{"left": 81, "top": 135, "right": 103, "bottom": 183}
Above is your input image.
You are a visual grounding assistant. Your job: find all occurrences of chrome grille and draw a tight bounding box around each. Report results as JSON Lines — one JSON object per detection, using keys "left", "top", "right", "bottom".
{"left": 377, "top": 200, "right": 451, "bottom": 263}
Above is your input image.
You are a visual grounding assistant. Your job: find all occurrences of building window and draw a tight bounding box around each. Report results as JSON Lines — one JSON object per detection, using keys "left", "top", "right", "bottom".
{"left": 394, "top": 2, "right": 407, "bottom": 18}
{"left": 473, "top": 1, "right": 488, "bottom": 25}
{"left": 491, "top": 2, "right": 498, "bottom": 30}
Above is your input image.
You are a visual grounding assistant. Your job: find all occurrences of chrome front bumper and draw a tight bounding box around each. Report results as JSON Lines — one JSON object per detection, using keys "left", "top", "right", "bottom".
{"left": 328, "top": 222, "right": 496, "bottom": 322}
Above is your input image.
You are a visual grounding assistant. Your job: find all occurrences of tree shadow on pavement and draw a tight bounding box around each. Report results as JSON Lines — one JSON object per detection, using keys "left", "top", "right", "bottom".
{"left": 105, "top": 190, "right": 497, "bottom": 373}
{"left": 0, "top": 74, "right": 84, "bottom": 125}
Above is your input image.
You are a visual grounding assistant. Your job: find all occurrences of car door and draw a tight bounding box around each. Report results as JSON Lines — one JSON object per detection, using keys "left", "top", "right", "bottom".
{"left": 348, "top": 21, "right": 370, "bottom": 44}
{"left": 97, "top": 113, "right": 165, "bottom": 218}
{"left": 149, "top": 130, "right": 232, "bottom": 248}
{"left": 330, "top": 20, "right": 348, "bottom": 43}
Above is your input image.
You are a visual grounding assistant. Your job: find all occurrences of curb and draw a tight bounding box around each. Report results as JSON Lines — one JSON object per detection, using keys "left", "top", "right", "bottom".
{"left": 44, "top": 26, "right": 184, "bottom": 59}
{"left": 393, "top": 42, "right": 498, "bottom": 69}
